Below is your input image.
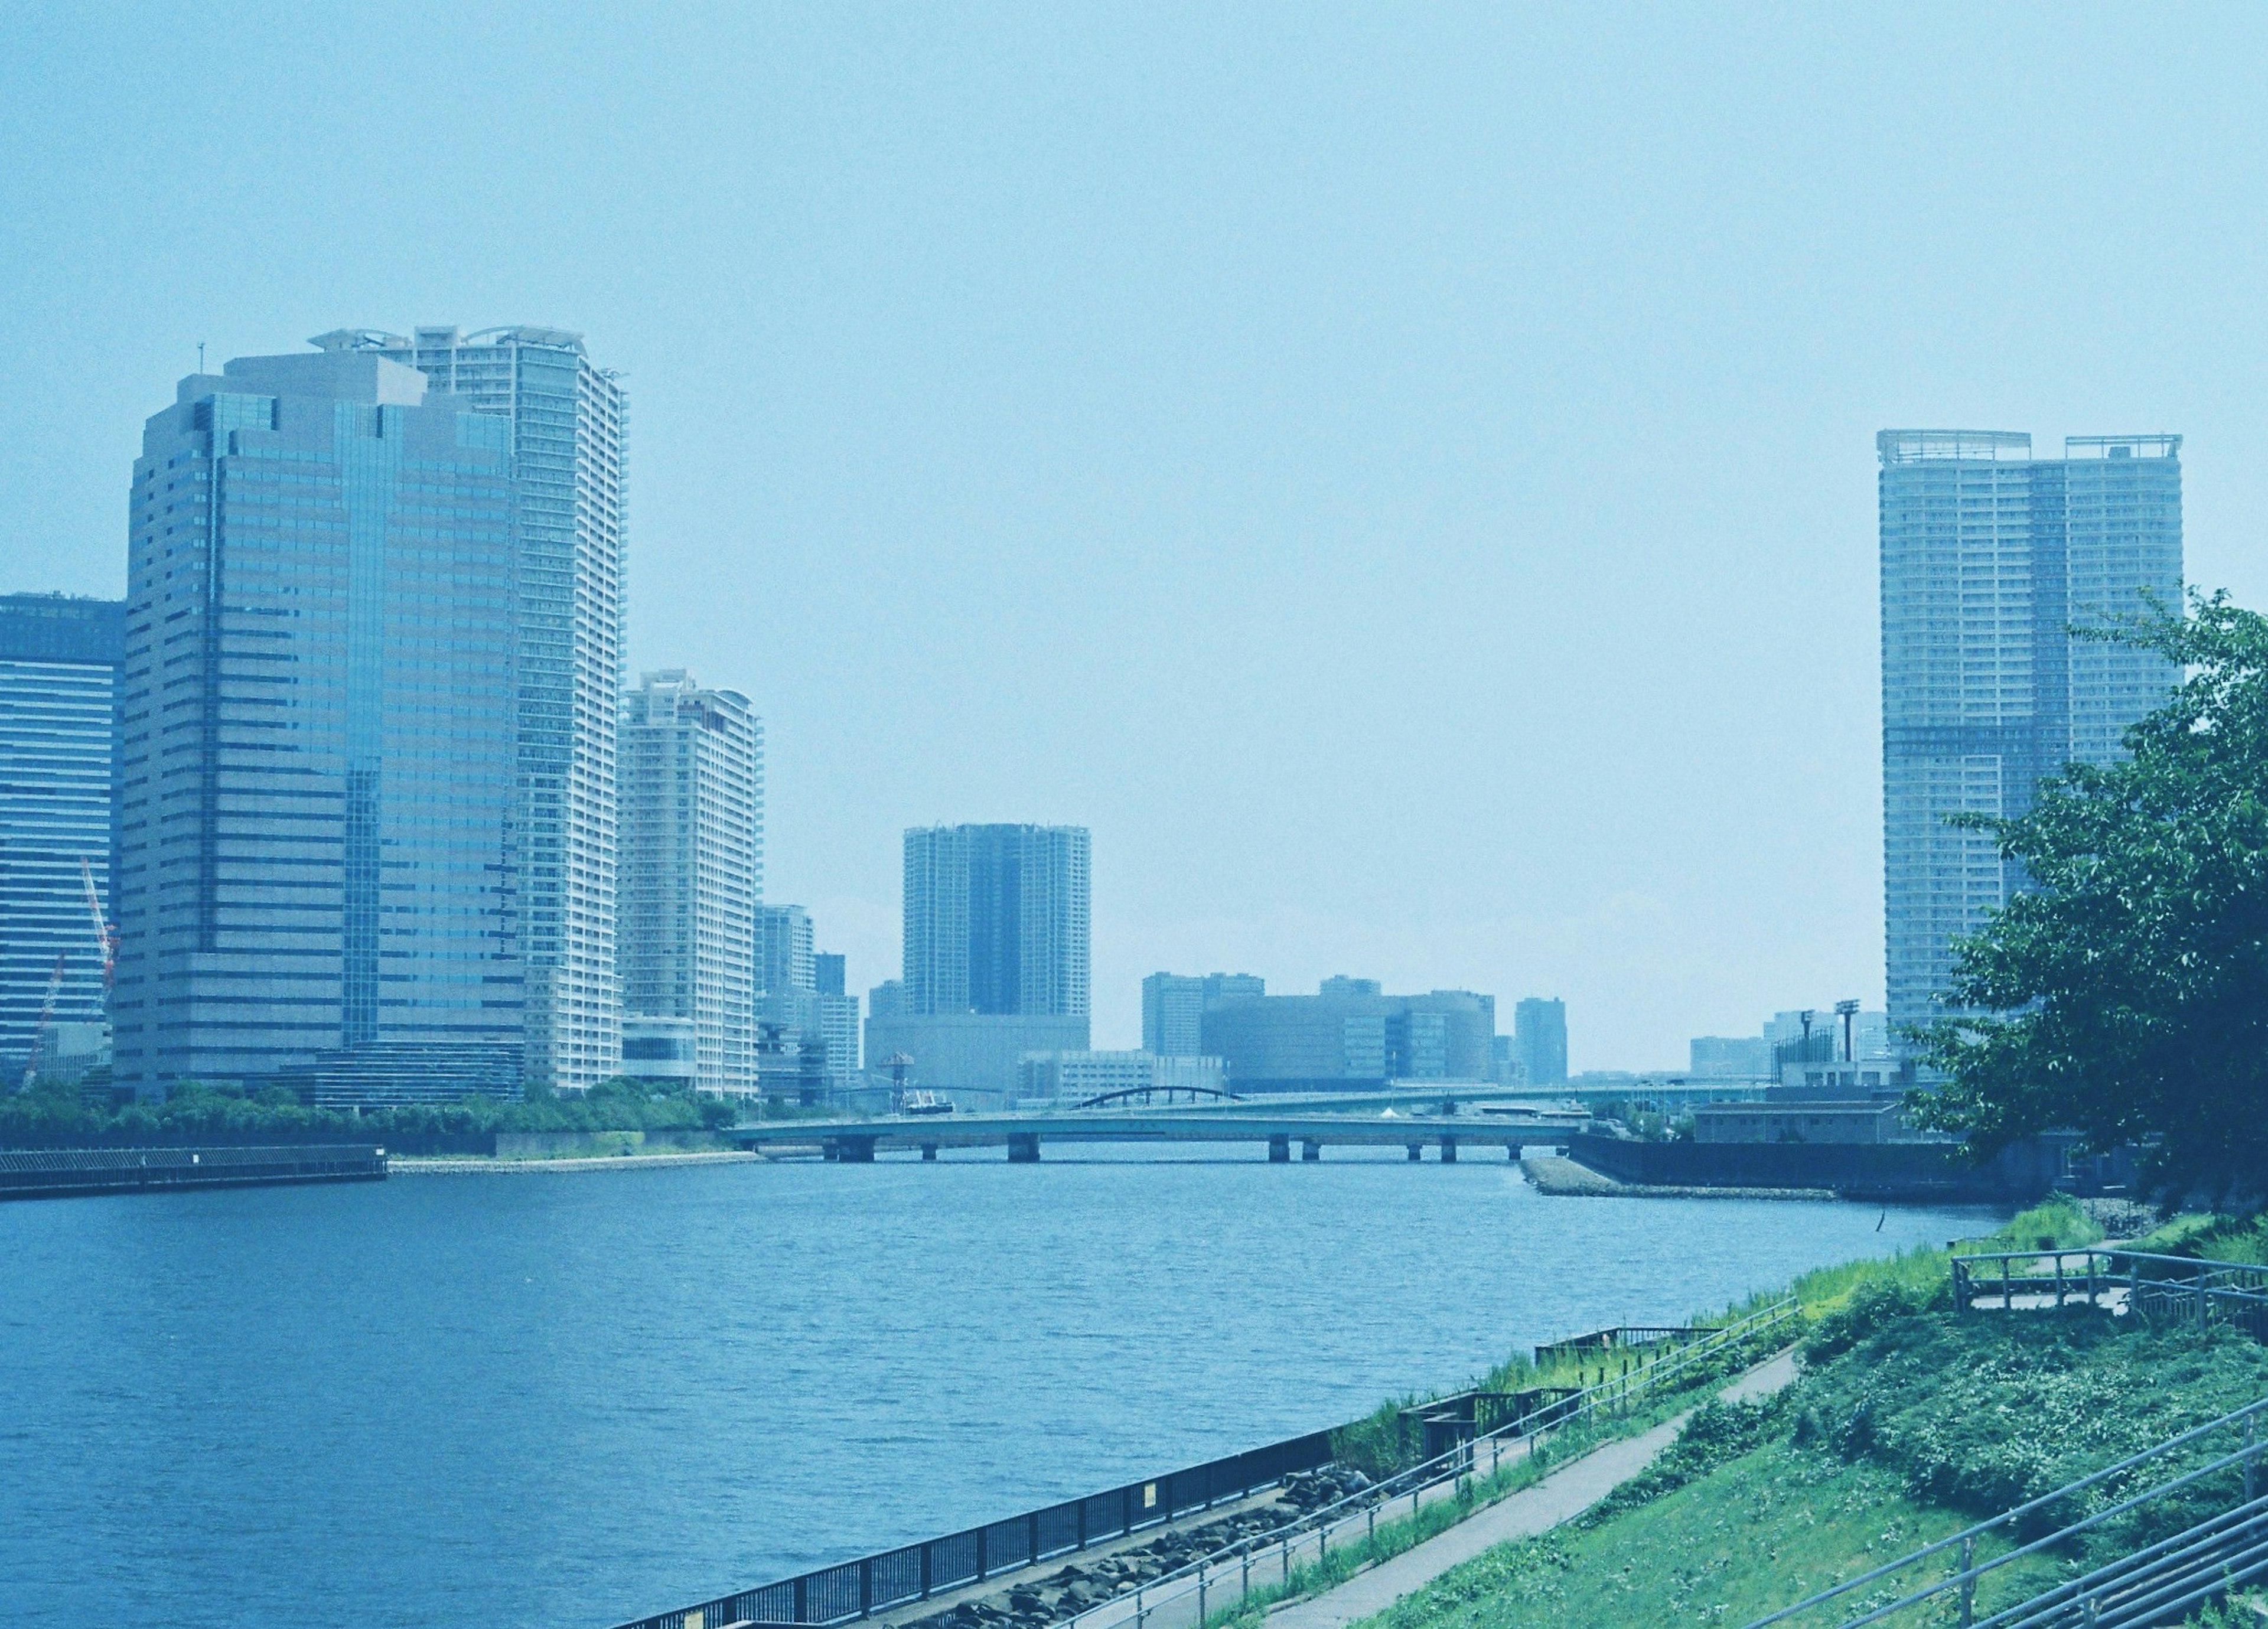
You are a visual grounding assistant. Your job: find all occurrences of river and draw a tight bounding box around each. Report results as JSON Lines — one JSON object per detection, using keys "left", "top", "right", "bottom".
{"left": 0, "top": 1149, "right": 1998, "bottom": 1628}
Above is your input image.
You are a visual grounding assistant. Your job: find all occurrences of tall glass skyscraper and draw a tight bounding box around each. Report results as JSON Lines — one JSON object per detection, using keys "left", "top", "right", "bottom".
{"left": 114, "top": 350, "right": 523, "bottom": 1098}
{"left": 0, "top": 594, "right": 123, "bottom": 1082}
{"left": 902, "top": 824, "right": 1090, "bottom": 1017}
{"left": 1878, "top": 431, "right": 2184, "bottom": 1045}
{"left": 317, "top": 325, "right": 628, "bottom": 1092}
{"left": 618, "top": 671, "right": 761, "bottom": 1096}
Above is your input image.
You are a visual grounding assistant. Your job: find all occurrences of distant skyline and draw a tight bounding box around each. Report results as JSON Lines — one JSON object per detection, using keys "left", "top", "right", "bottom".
{"left": 9, "top": 6, "right": 2268, "bottom": 1066}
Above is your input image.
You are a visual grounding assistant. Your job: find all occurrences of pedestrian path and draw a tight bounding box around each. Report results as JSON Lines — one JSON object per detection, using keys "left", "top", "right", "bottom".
{"left": 1265, "top": 1349, "right": 1801, "bottom": 1629}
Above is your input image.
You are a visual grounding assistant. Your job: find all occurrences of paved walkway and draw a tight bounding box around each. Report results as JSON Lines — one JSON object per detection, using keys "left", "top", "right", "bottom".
{"left": 1266, "top": 1350, "right": 1802, "bottom": 1629}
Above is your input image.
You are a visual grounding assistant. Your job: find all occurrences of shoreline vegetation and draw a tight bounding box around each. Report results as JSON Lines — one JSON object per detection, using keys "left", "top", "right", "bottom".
{"left": 1201, "top": 1195, "right": 2268, "bottom": 1629}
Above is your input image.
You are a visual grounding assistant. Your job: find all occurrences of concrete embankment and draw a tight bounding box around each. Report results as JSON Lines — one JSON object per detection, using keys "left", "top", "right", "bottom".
{"left": 392, "top": 1149, "right": 769, "bottom": 1175}
{"left": 0, "top": 1144, "right": 387, "bottom": 1200}
{"left": 1519, "top": 1152, "right": 1835, "bottom": 1203}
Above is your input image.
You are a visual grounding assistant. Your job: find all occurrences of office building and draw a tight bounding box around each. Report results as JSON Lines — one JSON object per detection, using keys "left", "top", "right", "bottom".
{"left": 620, "top": 1014, "right": 699, "bottom": 1088}
{"left": 757, "top": 903, "right": 813, "bottom": 996}
{"left": 863, "top": 1009, "right": 1089, "bottom": 1097}
{"left": 328, "top": 325, "right": 628, "bottom": 1092}
{"left": 904, "top": 824, "right": 1089, "bottom": 1017}
{"left": 113, "top": 348, "right": 523, "bottom": 1098}
{"left": 1513, "top": 997, "right": 1568, "bottom": 1086}
{"left": 1141, "top": 970, "right": 1265, "bottom": 1056}
{"left": 1200, "top": 980, "right": 1495, "bottom": 1093}
{"left": 0, "top": 595, "right": 123, "bottom": 1083}
{"left": 1879, "top": 431, "right": 2182, "bottom": 1043}
{"left": 814, "top": 952, "right": 846, "bottom": 997}
{"left": 618, "top": 672, "right": 760, "bottom": 1096}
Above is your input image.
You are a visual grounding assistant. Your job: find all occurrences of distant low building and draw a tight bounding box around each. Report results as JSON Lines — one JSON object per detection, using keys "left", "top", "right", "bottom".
{"left": 1690, "top": 1100, "right": 1939, "bottom": 1145}
{"left": 1141, "top": 972, "right": 1265, "bottom": 1056}
{"left": 1018, "top": 1050, "right": 1227, "bottom": 1102}
{"left": 863, "top": 1011, "right": 1090, "bottom": 1096}
{"left": 1200, "top": 980, "right": 1494, "bottom": 1093}
{"left": 1688, "top": 1035, "right": 1772, "bottom": 1079}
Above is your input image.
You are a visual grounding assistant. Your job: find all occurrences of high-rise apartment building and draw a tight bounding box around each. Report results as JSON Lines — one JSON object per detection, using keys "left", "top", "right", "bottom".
{"left": 327, "top": 325, "right": 628, "bottom": 1092}
{"left": 1142, "top": 971, "right": 1265, "bottom": 1056}
{"left": 757, "top": 904, "right": 813, "bottom": 996}
{"left": 903, "top": 824, "right": 1090, "bottom": 1017}
{"left": 0, "top": 595, "right": 124, "bottom": 1082}
{"left": 618, "top": 672, "right": 760, "bottom": 1095}
{"left": 1513, "top": 997, "right": 1568, "bottom": 1086}
{"left": 1878, "top": 431, "right": 2182, "bottom": 1042}
{"left": 114, "top": 350, "right": 524, "bottom": 1099}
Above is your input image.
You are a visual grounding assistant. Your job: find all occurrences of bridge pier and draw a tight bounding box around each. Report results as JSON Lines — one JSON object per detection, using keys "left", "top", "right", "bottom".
{"left": 1407, "top": 1142, "right": 1423, "bottom": 1162}
{"left": 1302, "top": 1140, "right": 1321, "bottom": 1162}
{"left": 1268, "top": 1135, "right": 1291, "bottom": 1162}
{"left": 829, "top": 1136, "right": 878, "bottom": 1163}
{"left": 1007, "top": 1133, "right": 1041, "bottom": 1163}
{"left": 1441, "top": 1136, "right": 1458, "bottom": 1163}
{"left": 921, "top": 1143, "right": 938, "bottom": 1161}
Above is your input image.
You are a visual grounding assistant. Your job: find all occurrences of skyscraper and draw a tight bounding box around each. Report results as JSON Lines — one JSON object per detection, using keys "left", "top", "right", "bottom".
{"left": 756, "top": 904, "right": 813, "bottom": 996}
{"left": 618, "top": 671, "right": 760, "bottom": 1096}
{"left": 1513, "top": 997, "right": 1568, "bottom": 1086}
{"left": 0, "top": 594, "right": 123, "bottom": 1083}
{"left": 114, "top": 350, "right": 523, "bottom": 1098}
{"left": 1878, "top": 431, "right": 2183, "bottom": 1043}
{"left": 903, "top": 824, "right": 1090, "bottom": 1017}
{"left": 323, "top": 325, "right": 628, "bottom": 1092}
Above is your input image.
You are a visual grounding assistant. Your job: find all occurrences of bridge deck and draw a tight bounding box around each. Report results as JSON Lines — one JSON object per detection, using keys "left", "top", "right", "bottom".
{"left": 728, "top": 1110, "right": 1588, "bottom": 1152}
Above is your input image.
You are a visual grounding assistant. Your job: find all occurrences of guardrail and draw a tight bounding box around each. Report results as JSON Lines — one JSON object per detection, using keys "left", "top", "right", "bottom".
{"left": 1740, "top": 1394, "right": 2268, "bottom": 1628}
{"left": 607, "top": 1431, "right": 1335, "bottom": 1629}
{"left": 1051, "top": 1298, "right": 1801, "bottom": 1629}
{"left": 1953, "top": 1249, "right": 2268, "bottom": 1342}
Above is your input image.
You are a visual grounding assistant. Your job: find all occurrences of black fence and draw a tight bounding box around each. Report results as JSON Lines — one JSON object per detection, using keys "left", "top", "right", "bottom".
{"left": 0, "top": 1144, "right": 387, "bottom": 1198}
{"left": 610, "top": 1429, "right": 1336, "bottom": 1629}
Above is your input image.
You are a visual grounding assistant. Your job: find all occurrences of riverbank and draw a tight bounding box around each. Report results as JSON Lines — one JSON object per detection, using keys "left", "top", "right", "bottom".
{"left": 392, "top": 1149, "right": 770, "bottom": 1174}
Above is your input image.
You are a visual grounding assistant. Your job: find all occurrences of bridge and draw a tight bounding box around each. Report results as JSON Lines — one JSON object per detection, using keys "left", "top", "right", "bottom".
{"left": 723, "top": 1105, "right": 1591, "bottom": 1162}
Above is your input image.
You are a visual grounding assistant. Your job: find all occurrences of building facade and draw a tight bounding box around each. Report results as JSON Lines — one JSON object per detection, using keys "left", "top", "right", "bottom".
{"left": 330, "top": 325, "right": 628, "bottom": 1092}
{"left": 1200, "top": 980, "right": 1495, "bottom": 1092}
{"left": 1513, "top": 997, "right": 1568, "bottom": 1086}
{"left": 757, "top": 903, "right": 813, "bottom": 997}
{"left": 1879, "top": 431, "right": 2182, "bottom": 1042}
{"left": 114, "top": 350, "right": 523, "bottom": 1099}
{"left": 904, "top": 824, "right": 1089, "bottom": 1017}
{"left": 1142, "top": 971, "right": 1265, "bottom": 1056}
{"left": 0, "top": 595, "right": 124, "bottom": 1083}
{"left": 617, "top": 671, "right": 760, "bottom": 1095}
{"left": 1018, "top": 1050, "right": 1227, "bottom": 1102}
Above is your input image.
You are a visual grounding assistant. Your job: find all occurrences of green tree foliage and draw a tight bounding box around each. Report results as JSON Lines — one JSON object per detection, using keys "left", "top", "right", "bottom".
{"left": 0, "top": 1074, "right": 739, "bottom": 1145}
{"left": 1912, "top": 594, "right": 2268, "bottom": 1202}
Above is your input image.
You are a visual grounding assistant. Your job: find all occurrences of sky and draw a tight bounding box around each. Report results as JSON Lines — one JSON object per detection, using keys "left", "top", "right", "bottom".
{"left": 6, "top": 4, "right": 2267, "bottom": 1068}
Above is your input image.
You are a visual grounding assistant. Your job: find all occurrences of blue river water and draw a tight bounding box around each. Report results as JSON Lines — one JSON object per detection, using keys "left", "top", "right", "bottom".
{"left": 0, "top": 1149, "right": 1999, "bottom": 1628}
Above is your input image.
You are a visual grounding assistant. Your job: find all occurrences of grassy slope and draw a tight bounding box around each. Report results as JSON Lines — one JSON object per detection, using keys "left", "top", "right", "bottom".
{"left": 1341, "top": 1286, "right": 2268, "bottom": 1629}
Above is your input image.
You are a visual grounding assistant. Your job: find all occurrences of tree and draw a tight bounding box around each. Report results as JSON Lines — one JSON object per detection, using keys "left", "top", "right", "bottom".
{"left": 1912, "top": 593, "right": 2268, "bottom": 1204}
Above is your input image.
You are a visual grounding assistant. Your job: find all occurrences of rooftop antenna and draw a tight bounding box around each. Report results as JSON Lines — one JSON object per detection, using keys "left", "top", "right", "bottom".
{"left": 197, "top": 341, "right": 206, "bottom": 374}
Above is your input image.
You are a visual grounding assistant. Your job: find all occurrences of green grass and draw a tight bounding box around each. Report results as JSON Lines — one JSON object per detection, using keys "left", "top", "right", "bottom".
{"left": 1305, "top": 1291, "right": 2268, "bottom": 1629}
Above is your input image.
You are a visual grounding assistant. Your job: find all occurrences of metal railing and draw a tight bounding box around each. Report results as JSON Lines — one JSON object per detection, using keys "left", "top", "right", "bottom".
{"left": 0, "top": 1143, "right": 388, "bottom": 1197}
{"left": 1740, "top": 1394, "right": 2268, "bottom": 1628}
{"left": 1953, "top": 1249, "right": 2268, "bottom": 1343}
{"left": 1051, "top": 1298, "right": 1801, "bottom": 1629}
{"left": 607, "top": 1431, "right": 1335, "bottom": 1629}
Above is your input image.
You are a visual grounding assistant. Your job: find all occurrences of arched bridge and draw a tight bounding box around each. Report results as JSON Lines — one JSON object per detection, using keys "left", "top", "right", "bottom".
{"left": 1071, "top": 1084, "right": 1244, "bottom": 1109}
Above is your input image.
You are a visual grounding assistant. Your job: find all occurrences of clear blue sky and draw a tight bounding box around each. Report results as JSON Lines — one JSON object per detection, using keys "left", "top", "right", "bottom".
{"left": 7, "top": 4, "right": 2266, "bottom": 1067}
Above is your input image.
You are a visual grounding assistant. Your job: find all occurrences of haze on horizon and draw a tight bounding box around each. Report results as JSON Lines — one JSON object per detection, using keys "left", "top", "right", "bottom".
{"left": 6, "top": 4, "right": 2266, "bottom": 1069}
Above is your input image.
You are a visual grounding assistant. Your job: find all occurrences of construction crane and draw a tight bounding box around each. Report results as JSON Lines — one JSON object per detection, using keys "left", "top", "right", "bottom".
{"left": 79, "top": 856, "right": 117, "bottom": 993}
{"left": 21, "top": 953, "right": 67, "bottom": 1090}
